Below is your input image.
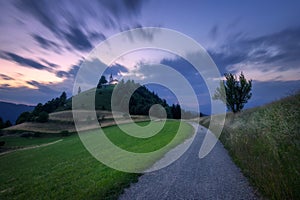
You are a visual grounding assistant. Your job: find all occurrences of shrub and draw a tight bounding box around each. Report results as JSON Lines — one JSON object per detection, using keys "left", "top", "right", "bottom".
{"left": 0, "top": 141, "right": 5, "bottom": 146}
{"left": 36, "top": 111, "right": 49, "bottom": 123}
{"left": 60, "top": 130, "right": 71, "bottom": 137}
{"left": 20, "top": 132, "right": 35, "bottom": 138}
{"left": 16, "top": 112, "right": 34, "bottom": 124}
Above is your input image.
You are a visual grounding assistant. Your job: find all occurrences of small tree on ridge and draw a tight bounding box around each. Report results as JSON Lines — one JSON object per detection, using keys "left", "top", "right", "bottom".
{"left": 213, "top": 72, "right": 252, "bottom": 113}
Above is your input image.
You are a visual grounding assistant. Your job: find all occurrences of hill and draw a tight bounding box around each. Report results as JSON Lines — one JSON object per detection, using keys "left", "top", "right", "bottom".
{"left": 0, "top": 101, "right": 34, "bottom": 124}
{"left": 70, "top": 80, "right": 187, "bottom": 118}
{"left": 199, "top": 92, "right": 300, "bottom": 199}
{"left": 10, "top": 80, "right": 199, "bottom": 129}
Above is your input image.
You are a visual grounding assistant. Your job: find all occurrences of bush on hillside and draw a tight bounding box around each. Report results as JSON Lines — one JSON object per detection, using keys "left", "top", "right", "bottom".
{"left": 36, "top": 111, "right": 49, "bottom": 123}
{"left": 60, "top": 130, "right": 71, "bottom": 136}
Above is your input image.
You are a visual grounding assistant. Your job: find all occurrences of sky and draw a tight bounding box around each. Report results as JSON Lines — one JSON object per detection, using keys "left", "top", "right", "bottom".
{"left": 0, "top": 0, "right": 300, "bottom": 114}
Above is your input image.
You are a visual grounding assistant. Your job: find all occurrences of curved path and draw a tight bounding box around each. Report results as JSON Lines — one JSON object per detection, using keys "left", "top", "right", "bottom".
{"left": 119, "top": 124, "right": 258, "bottom": 200}
{"left": 0, "top": 139, "right": 63, "bottom": 156}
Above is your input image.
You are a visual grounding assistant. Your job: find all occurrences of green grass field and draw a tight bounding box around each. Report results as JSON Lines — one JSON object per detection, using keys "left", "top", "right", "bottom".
{"left": 0, "top": 120, "right": 193, "bottom": 200}
{"left": 0, "top": 136, "right": 60, "bottom": 148}
{"left": 200, "top": 92, "right": 300, "bottom": 199}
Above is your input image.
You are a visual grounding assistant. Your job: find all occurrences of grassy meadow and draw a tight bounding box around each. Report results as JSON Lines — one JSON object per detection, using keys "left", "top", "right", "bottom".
{"left": 0, "top": 120, "right": 193, "bottom": 199}
{"left": 4, "top": 110, "right": 149, "bottom": 134}
{"left": 200, "top": 93, "right": 300, "bottom": 199}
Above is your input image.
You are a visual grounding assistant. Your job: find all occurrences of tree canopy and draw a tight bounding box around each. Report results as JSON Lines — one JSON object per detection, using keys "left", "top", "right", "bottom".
{"left": 16, "top": 92, "right": 67, "bottom": 124}
{"left": 213, "top": 72, "right": 252, "bottom": 113}
{"left": 110, "top": 80, "right": 183, "bottom": 119}
{"left": 0, "top": 117, "right": 12, "bottom": 129}
{"left": 97, "top": 76, "right": 108, "bottom": 88}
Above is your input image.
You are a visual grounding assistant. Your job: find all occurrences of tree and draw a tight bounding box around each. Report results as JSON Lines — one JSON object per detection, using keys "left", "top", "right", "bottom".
{"left": 213, "top": 72, "right": 252, "bottom": 113}
{"left": 97, "top": 76, "right": 108, "bottom": 88}
{"left": 4, "top": 120, "right": 12, "bottom": 128}
{"left": 78, "top": 86, "right": 81, "bottom": 94}
{"left": 16, "top": 112, "right": 34, "bottom": 124}
{"left": 0, "top": 117, "right": 4, "bottom": 129}
{"left": 60, "top": 92, "right": 67, "bottom": 104}
{"left": 171, "top": 104, "right": 181, "bottom": 119}
{"left": 36, "top": 111, "right": 49, "bottom": 123}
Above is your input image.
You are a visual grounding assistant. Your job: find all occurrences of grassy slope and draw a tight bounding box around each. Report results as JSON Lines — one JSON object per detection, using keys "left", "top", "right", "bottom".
{"left": 0, "top": 136, "right": 60, "bottom": 148}
{"left": 200, "top": 93, "right": 300, "bottom": 200}
{"left": 0, "top": 120, "right": 193, "bottom": 200}
{"left": 70, "top": 87, "right": 114, "bottom": 111}
{"left": 4, "top": 110, "right": 149, "bottom": 134}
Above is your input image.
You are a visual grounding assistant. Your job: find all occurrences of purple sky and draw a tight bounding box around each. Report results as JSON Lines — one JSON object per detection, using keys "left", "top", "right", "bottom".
{"left": 0, "top": 0, "right": 300, "bottom": 114}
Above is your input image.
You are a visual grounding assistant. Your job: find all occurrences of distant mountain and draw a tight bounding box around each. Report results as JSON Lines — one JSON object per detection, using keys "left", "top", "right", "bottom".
{"left": 0, "top": 101, "right": 35, "bottom": 124}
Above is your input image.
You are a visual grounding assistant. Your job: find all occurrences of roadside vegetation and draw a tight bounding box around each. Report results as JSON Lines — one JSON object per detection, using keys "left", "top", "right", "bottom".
{"left": 0, "top": 117, "right": 12, "bottom": 130}
{"left": 0, "top": 120, "right": 193, "bottom": 199}
{"left": 200, "top": 92, "right": 300, "bottom": 199}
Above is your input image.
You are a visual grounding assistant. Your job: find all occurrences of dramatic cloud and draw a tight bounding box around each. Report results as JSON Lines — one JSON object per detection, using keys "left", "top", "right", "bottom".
{"left": 104, "top": 63, "right": 128, "bottom": 76}
{"left": 0, "top": 51, "right": 50, "bottom": 71}
{"left": 0, "top": 84, "right": 67, "bottom": 105}
{"left": 247, "top": 80, "right": 300, "bottom": 108}
{"left": 210, "top": 26, "right": 300, "bottom": 72}
{"left": 14, "top": 0, "right": 146, "bottom": 52}
{"left": 26, "top": 80, "right": 57, "bottom": 94}
{"left": 89, "top": 31, "right": 106, "bottom": 42}
{"left": 39, "top": 58, "right": 58, "bottom": 68}
{"left": 1, "top": 0, "right": 299, "bottom": 110}
{"left": 62, "top": 26, "right": 93, "bottom": 52}
{"left": 96, "top": 0, "right": 144, "bottom": 23}
{"left": 56, "top": 62, "right": 81, "bottom": 79}
{"left": 0, "top": 84, "right": 11, "bottom": 88}
{"left": 0, "top": 73, "right": 14, "bottom": 81}
{"left": 31, "top": 34, "right": 62, "bottom": 53}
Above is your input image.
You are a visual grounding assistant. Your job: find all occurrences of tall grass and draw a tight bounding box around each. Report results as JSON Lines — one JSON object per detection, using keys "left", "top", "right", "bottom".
{"left": 201, "top": 92, "right": 300, "bottom": 199}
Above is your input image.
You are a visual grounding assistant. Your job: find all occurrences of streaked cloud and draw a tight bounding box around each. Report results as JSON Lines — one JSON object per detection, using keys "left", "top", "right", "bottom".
{"left": 56, "top": 60, "right": 82, "bottom": 78}
{"left": 0, "top": 74, "right": 14, "bottom": 81}
{"left": 39, "top": 58, "right": 59, "bottom": 68}
{"left": 0, "top": 0, "right": 299, "bottom": 111}
{"left": 14, "top": 0, "right": 146, "bottom": 53}
{"left": 0, "top": 51, "right": 51, "bottom": 71}
{"left": 62, "top": 25, "right": 93, "bottom": 52}
{"left": 31, "top": 34, "right": 62, "bottom": 53}
{"left": 209, "top": 26, "right": 300, "bottom": 81}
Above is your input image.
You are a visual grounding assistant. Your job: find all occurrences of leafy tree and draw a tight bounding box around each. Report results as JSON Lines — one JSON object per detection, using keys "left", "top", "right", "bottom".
{"left": 16, "top": 92, "right": 67, "bottom": 124}
{"left": 32, "top": 103, "right": 43, "bottom": 116}
{"left": 16, "top": 112, "right": 34, "bottom": 124}
{"left": 171, "top": 104, "right": 181, "bottom": 119}
{"left": 4, "top": 120, "right": 12, "bottom": 128}
{"left": 213, "top": 72, "right": 252, "bottom": 113}
{"left": 0, "top": 117, "right": 3, "bottom": 129}
{"left": 36, "top": 111, "right": 49, "bottom": 123}
{"left": 97, "top": 76, "right": 108, "bottom": 88}
{"left": 78, "top": 86, "right": 81, "bottom": 94}
{"left": 59, "top": 92, "right": 67, "bottom": 106}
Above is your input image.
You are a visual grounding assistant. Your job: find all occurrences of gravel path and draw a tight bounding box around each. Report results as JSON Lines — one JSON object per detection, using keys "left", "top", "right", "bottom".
{"left": 119, "top": 123, "right": 258, "bottom": 200}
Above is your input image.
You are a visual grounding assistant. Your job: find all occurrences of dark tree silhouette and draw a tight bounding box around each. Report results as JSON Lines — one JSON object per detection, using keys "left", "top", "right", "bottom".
{"left": 0, "top": 117, "right": 3, "bottom": 129}
{"left": 4, "top": 120, "right": 12, "bottom": 127}
{"left": 16, "top": 92, "right": 68, "bottom": 124}
{"left": 213, "top": 72, "right": 252, "bottom": 113}
{"left": 36, "top": 111, "right": 49, "bottom": 123}
{"left": 97, "top": 76, "right": 108, "bottom": 88}
{"left": 171, "top": 104, "right": 181, "bottom": 119}
{"left": 0, "top": 117, "right": 13, "bottom": 128}
{"left": 59, "top": 92, "right": 67, "bottom": 106}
